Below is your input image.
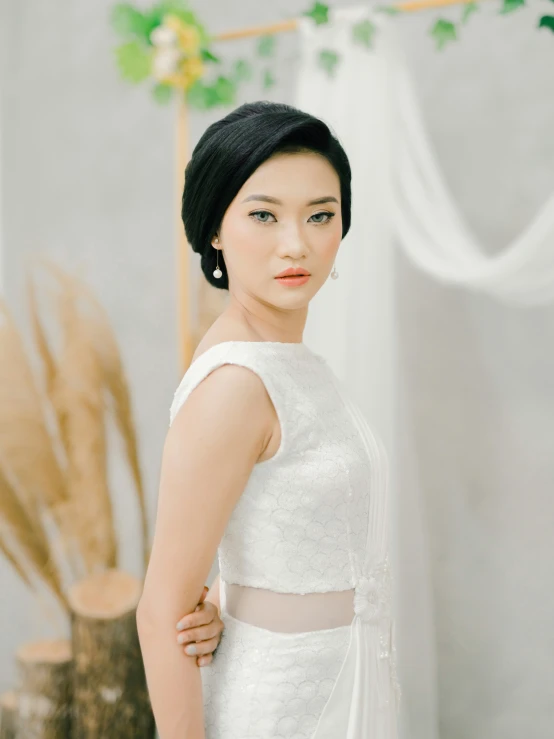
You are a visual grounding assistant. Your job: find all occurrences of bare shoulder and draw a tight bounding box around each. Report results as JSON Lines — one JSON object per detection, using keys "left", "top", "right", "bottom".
{"left": 172, "top": 326, "right": 276, "bottom": 462}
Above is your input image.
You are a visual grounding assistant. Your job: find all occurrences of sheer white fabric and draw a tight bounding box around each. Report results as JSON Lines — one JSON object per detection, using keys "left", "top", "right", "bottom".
{"left": 169, "top": 340, "right": 400, "bottom": 738}
{"left": 224, "top": 583, "right": 355, "bottom": 631}
{"left": 391, "top": 46, "right": 554, "bottom": 305}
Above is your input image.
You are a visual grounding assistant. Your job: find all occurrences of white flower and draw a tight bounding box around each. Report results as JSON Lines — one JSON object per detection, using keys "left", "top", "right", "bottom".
{"left": 150, "top": 25, "right": 178, "bottom": 47}
{"left": 152, "top": 48, "right": 182, "bottom": 80}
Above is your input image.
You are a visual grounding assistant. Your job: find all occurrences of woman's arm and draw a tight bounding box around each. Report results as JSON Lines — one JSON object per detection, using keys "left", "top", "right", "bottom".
{"left": 136, "top": 364, "right": 274, "bottom": 739}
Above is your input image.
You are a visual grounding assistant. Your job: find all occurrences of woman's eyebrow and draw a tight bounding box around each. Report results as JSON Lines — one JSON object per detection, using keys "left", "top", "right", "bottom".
{"left": 241, "top": 194, "right": 339, "bottom": 205}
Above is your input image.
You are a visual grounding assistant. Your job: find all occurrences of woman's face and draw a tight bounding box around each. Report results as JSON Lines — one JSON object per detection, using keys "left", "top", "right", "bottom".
{"left": 214, "top": 151, "right": 343, "bottom": 306}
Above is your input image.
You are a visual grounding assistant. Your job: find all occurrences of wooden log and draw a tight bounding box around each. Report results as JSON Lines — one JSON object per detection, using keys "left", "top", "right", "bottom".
{"left": 68, "top": 569, "right": 154, "bottom": 738}
{"left": 0, "top": 691, "right": 18, "bottom": 739}
{"left": 15, "top": 639, "right": 72, "bottom": 739}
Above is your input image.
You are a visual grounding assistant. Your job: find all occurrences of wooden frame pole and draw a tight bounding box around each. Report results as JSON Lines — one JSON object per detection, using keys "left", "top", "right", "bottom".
{"left": 176, "top": 95, "right": 193, "bottom": 374}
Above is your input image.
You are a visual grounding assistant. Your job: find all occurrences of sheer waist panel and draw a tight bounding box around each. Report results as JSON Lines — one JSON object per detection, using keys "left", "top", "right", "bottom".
{"left": 222, "top": 580, "right": 355, "bottom": 633}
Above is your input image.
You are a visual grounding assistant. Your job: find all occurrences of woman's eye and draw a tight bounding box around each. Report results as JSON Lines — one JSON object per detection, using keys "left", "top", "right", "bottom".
{"left": 249, "top": 210, "right": 335, "bottom": 224}
{"left": 310, "top": 211, "right": 335, "bottom": 224}
{"left": 250, "top": 210, "right": 276, "bottom": 223}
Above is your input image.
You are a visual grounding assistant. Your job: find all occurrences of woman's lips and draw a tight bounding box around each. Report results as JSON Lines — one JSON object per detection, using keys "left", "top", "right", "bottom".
{"left": 275, "top": 275, "right": 310, "bottom": 286}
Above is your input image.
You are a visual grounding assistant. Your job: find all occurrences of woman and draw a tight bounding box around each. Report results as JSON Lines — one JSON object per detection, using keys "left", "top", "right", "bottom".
{"left": 136, "top": 101, "right": 400, "bottom": 738}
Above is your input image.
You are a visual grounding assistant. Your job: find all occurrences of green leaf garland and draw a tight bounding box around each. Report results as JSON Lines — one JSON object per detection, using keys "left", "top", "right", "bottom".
{"left": 111, "top": 0, "right": 554, "bottom": 110}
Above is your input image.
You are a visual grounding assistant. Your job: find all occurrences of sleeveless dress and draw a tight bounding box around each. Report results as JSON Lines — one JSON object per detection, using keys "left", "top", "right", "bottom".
{"left": 169, "top": 340, "right": 400, "bottom": 739}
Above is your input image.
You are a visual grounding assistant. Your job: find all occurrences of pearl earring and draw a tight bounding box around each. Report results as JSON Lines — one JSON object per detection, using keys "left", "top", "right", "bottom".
{"left": 213, "top": 237, "right": 222, "bottom": 279}
{"left": 331, "top": 262, "right": 339, "bottom": 280}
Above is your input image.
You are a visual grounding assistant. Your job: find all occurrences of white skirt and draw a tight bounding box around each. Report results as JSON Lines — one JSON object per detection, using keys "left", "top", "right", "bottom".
{"left": 201, "top": 576, "right": 399, "bottom": 739}
{"left": 201, "top": 608, "right": 353, "bottom": 739}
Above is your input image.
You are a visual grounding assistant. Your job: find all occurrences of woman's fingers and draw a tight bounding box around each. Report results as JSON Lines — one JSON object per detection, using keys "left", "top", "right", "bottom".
{"left": 196, "top": 585, "right": 209, "bottom": 605}
{"left": 183, "top": 635, "right": 220, "bottom": 657}
{"left": 176, "top": 600, "right": 215, "bottom": 631}
{"left": 177, "top": 620, "right": 221, "bottom": 646}
{"left": 175, "top": 600, "right": 224, "bottom": 666}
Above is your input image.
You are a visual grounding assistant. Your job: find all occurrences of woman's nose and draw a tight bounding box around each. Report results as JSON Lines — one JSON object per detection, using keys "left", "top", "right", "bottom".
{"left": 279, "top": 227, "right": 308, "bottom": 257}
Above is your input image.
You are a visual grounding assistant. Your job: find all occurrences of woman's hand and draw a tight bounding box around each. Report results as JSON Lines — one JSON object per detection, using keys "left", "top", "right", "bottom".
{"left": 176, "top": 585, "right": 224, "bottom": 667}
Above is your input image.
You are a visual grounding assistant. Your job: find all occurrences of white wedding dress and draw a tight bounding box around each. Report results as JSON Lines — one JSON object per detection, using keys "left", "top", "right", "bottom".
{"left": 170, "top": 340, "right": 400, "bottom": 739}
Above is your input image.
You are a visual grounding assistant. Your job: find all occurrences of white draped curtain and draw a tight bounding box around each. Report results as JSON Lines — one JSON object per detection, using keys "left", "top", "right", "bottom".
{"left": 296, "top": 6, "right": 554, "bottom": 739}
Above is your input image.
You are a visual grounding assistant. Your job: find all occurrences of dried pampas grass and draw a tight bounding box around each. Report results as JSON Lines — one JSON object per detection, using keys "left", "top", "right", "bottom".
{"left": 0, "top": 304, "right": 68, "bottom": 514}
{"left": 37, "top": 260, "right": 149, "bottom": 569}
{"left": 87, "top": 293, "right": 150, "bottom": 569}
{"left": 0, "top": 303, "right": 78, "bottom": 576}
{"left": 0, "top": 257, "right": 149, "bottom": 611}
{"left": 0, "top": 462, "right": 68, "bottom": 612}
{"left": 41, "top": 266, "right": 118, "bottom": 574}
{"left": 0, "top": 536, "right": 32, "bottom": 588}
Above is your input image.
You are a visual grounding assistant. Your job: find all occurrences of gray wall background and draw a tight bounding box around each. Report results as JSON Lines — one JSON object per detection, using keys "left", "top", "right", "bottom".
{"left": 1, "top": 1, "right": 553, "bottom": 737}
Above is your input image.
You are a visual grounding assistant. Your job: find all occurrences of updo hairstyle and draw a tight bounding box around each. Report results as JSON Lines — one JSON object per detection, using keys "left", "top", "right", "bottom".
{"left": 181, "top": 100, "right": 352, "bottom": 290}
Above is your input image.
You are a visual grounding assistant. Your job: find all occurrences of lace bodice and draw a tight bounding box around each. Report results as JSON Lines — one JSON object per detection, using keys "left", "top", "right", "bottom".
{"left": 169, "top": 340, "right": 377, "bottom": 595}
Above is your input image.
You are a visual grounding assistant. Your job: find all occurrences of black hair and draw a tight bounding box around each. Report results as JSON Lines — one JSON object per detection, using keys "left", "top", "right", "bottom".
{"left": 181, "top": 100, "right": 352, "bottom": 290}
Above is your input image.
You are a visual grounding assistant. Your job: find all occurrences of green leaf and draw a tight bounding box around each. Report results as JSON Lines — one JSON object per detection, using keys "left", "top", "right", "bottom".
{"left": 145, "top": 2, "right": 194, "bottom": 29}
{"left": 352, "top": 19, "right": 377, "bottom": 48}
{"left": 114, "top": 41, "right": 152, "bottom": 82}
{"left": 232, "top": 59, "right": 252, "bottom": 83}
{"left": 303, "top": 2, "right": 330, "bottom": 25}
{"left": 187, "top": 75, "right": 237, "bottom": 110}
{"left": 538, "top": 14, "right": 554, "bottom": 30}
{"left": 375, "top": 4, "right": 400, "bottom": 14}
{"left": 262, "top": 69, "right": 276, "bottom": 90}
{"left": 200, "top": 48, "right": 220, "bottom": 64}
{"left": 257, "top": 35, "right": 276, "bottom": 58}
{"left": 152, "top": 83, "right": 173, "bottom": 104}
{"left": 213, "top": 76, "right": 236, "bottom": 106}
{"left": 499, "top": 0, "right": 525, "bottom": 13}
{"left": 461, "top": 1, "right": 479, "bottom": 22}
{"left": 430, "top": 19, "right": 457, "bottom": 49}
{"left": 187, "top": 80, "right": 209, "bottom": 109}
{"left": 139, "top": 8, "right": 167, "bottom": 42}
{"left": 156, "top": 0, "right": 195, "bottom": 18}
{"left": 318, "top": 49, "right": 340, "bottom": 76}
{"left": 110, "top": 4, "right": 150, "bottom": 41}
